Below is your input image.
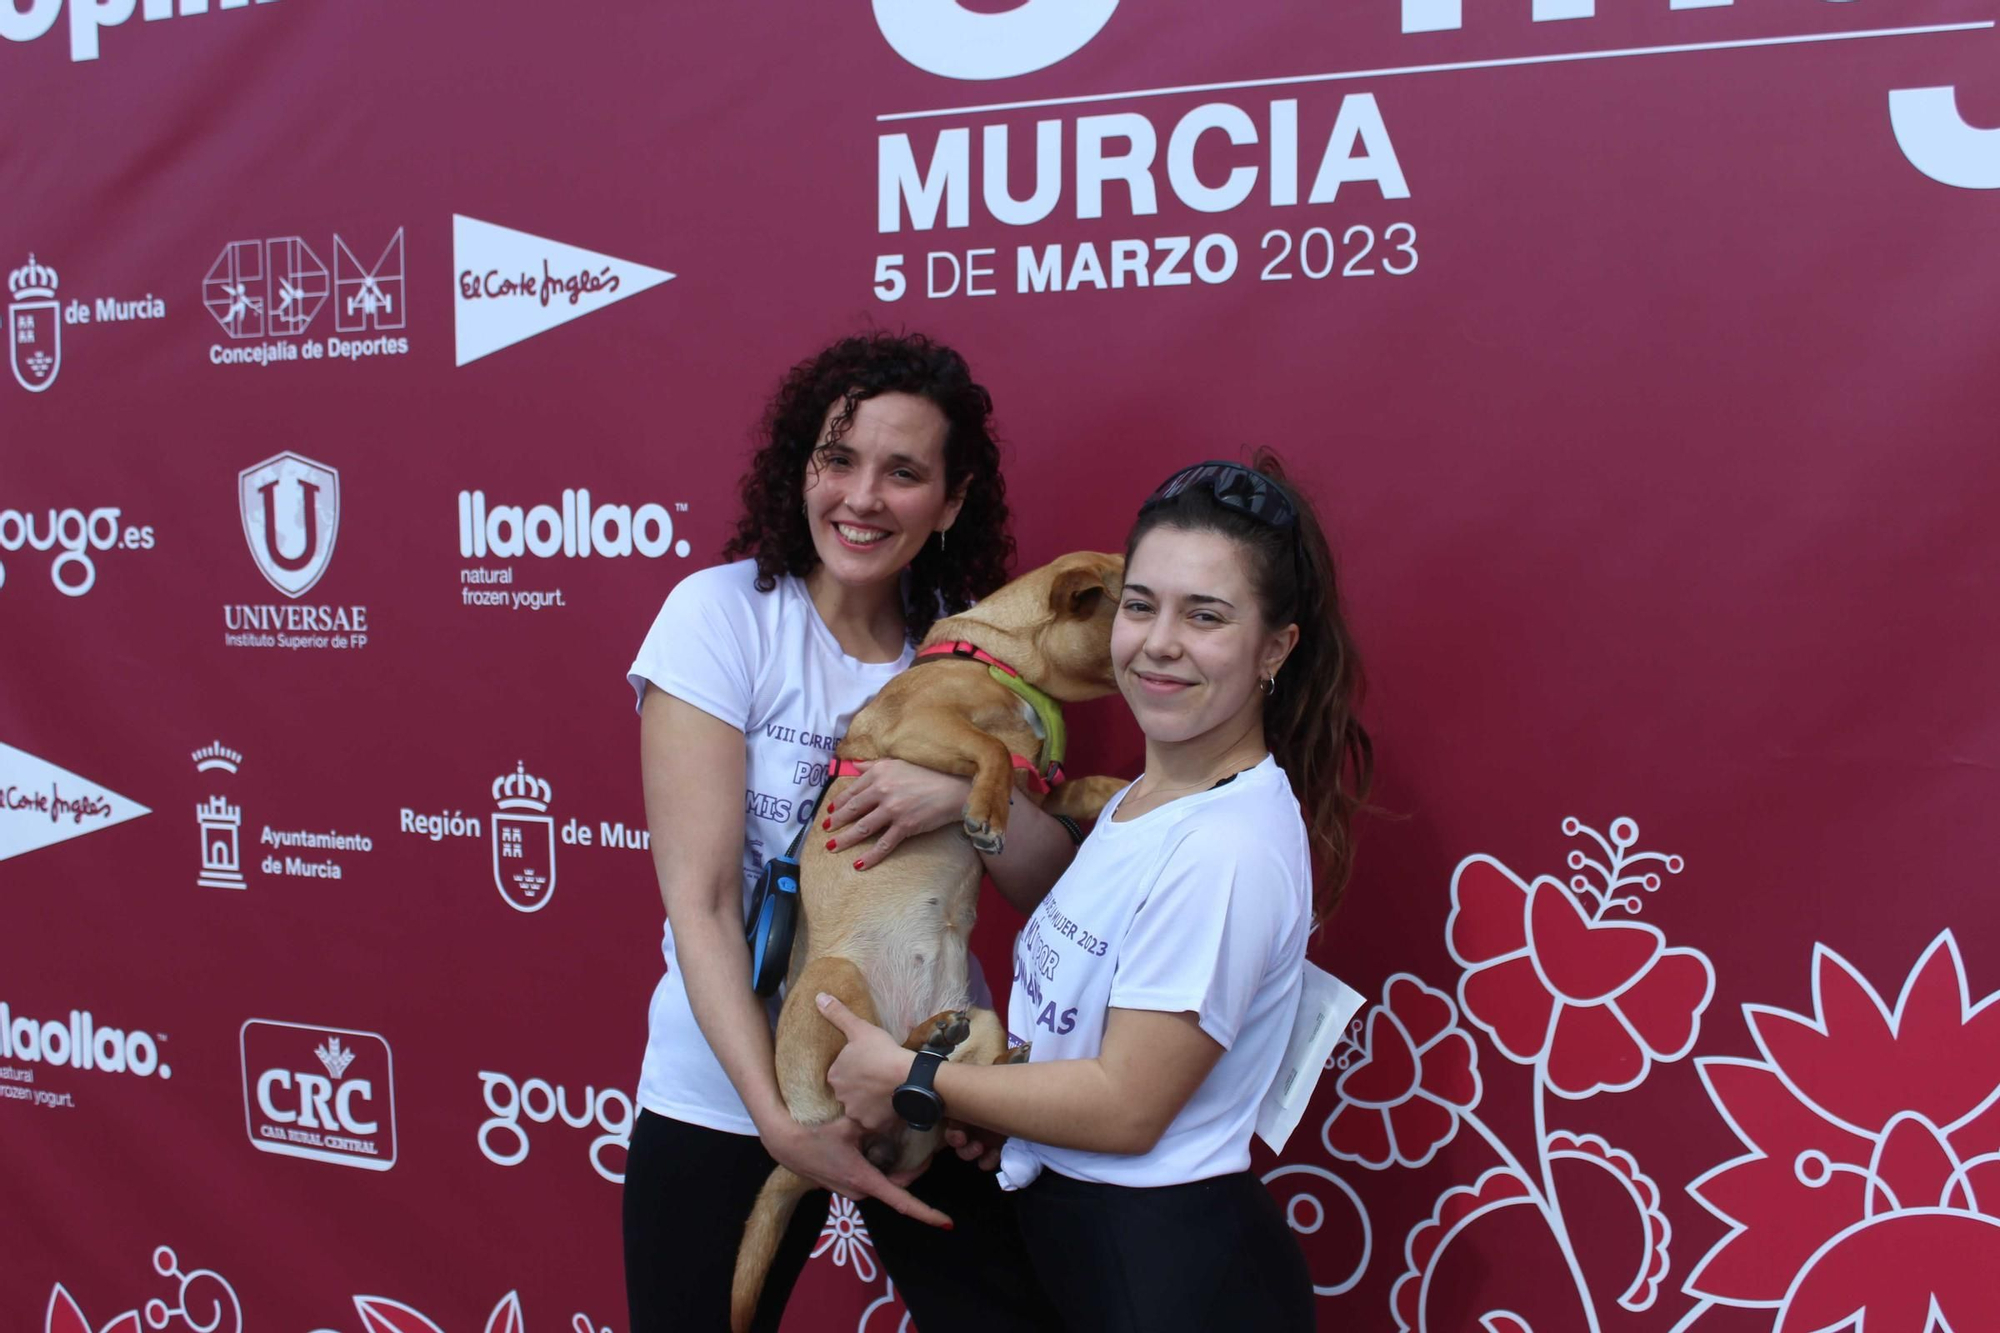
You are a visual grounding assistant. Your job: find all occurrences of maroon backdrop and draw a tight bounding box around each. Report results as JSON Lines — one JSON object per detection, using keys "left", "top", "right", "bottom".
{"left": 7, "top": 2, "right": 2000, "bottom": 1331}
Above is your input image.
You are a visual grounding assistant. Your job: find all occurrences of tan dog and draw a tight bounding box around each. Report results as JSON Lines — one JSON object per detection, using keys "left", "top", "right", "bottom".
{"left": 729, "top": 551, "right": 1128, "bottom": 1330}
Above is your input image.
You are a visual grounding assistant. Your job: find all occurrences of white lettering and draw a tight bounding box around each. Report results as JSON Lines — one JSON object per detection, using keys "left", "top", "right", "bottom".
{"left": 1167, "top": 103, "right": 1259, "bottom": 214}
{"left": 1077, "top": 113, "right": 1157, "bottom": 220}
{"left": 983, "top": 121, "right": 1063, "bottom": 226}
{"left": 880, "top": 129, "right": 970, "bottom": 233}
{"left": 258, "top": 1068, "right": 296, "bottom": 1123}
{"left": 1308, "top": 94, "right": 1409, "bottom": 204}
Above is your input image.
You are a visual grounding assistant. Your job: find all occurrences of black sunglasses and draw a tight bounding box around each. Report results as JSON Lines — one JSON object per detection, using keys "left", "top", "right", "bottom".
{"left": 1139, "top": 460, "right": 1298, "bottom": 529}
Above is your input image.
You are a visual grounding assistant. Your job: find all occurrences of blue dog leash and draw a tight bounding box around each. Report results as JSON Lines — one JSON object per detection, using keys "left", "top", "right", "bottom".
{"left": 744, "top": 776, "right": 833, "bottom": 997}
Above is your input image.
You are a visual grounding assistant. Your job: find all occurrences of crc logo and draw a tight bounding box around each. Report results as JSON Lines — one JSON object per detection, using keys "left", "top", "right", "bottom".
{"left": 240, "top": 1020, "right": 396, "bottom": 1171}
{"left": 477, "top": 1071, "right": 632, "bottom": 1184}
{"left": 873, "top": 0, "right": 1116, "bottom": 81}
{"left": 238, "top": 451, "right": 339, "bottom": 598}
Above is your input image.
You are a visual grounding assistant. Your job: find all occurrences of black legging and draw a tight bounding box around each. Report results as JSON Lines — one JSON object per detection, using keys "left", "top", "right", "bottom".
{"left": 1012, "top": 1168, "right": 1315, "bottom": 1333}
{"left": 622, "top": 1109, "right": 1061, "bottom": 1333}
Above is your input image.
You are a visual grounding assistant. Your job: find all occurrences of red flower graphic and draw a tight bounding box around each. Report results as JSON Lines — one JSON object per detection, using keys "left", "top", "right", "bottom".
{"left": 45, "top": 1289, "right": 138, "bottom": 1333}
{"left": 47, "top": 1248, "right": 236, "bottom": 1333}
{"left": 858, "top": 1278, "right": 913, "bottom": 1333}
{"left": 1545, "top": 1132, "right": 1672, "bottom": 1311}
{"left": 1448, "top": 846, "right": 1713, "bottom": 1097}
{"left": 1325, "top": 974, "right": 1482, "bottom": 1168}
{"left": 1390, "top": 1169, "right": 1535, "bottom": 1333}
{"left": 1685, "top": 931, "right": 2000, "bottom": 1331}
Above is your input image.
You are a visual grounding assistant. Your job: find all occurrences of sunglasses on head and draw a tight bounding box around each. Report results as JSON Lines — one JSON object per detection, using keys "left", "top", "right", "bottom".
{"left": 1139, "top": 460, "right": 1298, "bottom": 530}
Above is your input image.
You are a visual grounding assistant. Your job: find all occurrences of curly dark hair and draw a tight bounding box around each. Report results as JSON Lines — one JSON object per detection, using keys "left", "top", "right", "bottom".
{"left": 722, "top": 332, "right": 1014, "bottom": 640}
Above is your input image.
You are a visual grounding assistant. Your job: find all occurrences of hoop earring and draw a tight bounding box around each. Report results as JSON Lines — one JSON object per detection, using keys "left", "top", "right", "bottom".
{"left": 1259, "top": 675, "right": 1276, "bottom": 696}
{"left": 937, "top": 528, "right": 948, "bottom": 552}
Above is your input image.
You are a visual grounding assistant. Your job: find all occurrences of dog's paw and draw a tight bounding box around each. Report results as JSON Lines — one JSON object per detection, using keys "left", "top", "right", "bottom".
{"left": 911, "top": 1009, "right": 972, "bottom": 1052}
{"left": 998, "top": 1041, "right": 1032, "bottom": 1066}
{"left": 961, "top": 813, "right": 1004, "bottom": 855}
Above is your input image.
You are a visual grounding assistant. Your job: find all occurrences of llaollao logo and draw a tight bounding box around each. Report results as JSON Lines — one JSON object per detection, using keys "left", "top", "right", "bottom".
{"left": 872, "top": 0, "right": 1116, "bottom": 81}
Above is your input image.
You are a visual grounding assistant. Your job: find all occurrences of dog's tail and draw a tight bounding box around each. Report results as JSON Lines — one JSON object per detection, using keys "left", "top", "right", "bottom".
{"left": 730, "top": 1165, "right": 814, "bottom": 1333}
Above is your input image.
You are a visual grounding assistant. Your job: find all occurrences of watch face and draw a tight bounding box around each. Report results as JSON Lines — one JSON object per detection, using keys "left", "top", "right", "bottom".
{"left": 893, "top": 1085, "right": 942, "bottom": 1131}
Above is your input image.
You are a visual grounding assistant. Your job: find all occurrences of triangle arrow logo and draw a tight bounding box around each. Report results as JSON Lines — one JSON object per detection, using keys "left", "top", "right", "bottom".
{"left": 0, "top": 742, "right": 151, "bottom": 863}
{"left": 452, "top": 215, "right": 675, "bottom": 367}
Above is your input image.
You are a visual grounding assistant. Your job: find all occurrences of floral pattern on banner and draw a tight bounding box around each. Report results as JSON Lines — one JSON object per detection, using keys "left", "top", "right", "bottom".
{"left": 50, "top": 821, "right": 1997, "bottom": 1333}
{"left": 1680, "top": 931, "right": 2000, "bottom": 1332}
{"left": 1312, "top": 817, "right": 1715, "bottom": 1332}
{"left": 1449, "top": 820, "right": 1710, "bottom": 1098}
{"left": 855, "top": 1277, "right": 912, "bottom": 1333}
{"left": 1323, "top": 974, "right": 1481, "bottom": 1169}
{"left": 1287, "top": 815, "right": 2000, "bottom": 1333}
{"left": 813, "top": 1195, "right": 880, "bottom": 1283}
{"left": 46, "top": 1248, "right": 238, "bottom": 1333}
{"left": 312, "top": 1289, "right": 617, "bottom": 1333}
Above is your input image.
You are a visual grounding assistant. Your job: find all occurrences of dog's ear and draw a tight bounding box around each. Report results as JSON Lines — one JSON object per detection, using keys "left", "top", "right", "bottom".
{"left": 1049, "top": 563, "right": 1111, "bottom": 619}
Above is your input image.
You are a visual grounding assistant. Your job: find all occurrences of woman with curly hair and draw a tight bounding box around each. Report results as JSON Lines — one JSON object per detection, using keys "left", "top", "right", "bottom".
{"left": 622, "top": 333, "right": 1069, "bottom": 1332}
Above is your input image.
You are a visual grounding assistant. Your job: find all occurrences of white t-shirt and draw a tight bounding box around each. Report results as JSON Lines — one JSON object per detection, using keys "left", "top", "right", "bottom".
{"left": 996, "top": 754, "right": 1311, "bottom": 1189}
{"left": 626, "top": 558, "right": 912, "bottom": 1133}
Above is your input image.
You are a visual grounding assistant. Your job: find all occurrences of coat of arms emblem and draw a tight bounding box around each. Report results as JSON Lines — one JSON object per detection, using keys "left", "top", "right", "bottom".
{"left": 9, "top": 254, "right": 60, "bottom": 393}
{"left": 491, "top": 761, "right": 557, "bottom": 914}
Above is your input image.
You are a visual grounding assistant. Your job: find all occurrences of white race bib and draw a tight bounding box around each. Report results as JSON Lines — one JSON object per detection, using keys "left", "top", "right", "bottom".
{"left": 1255, "top": 962, "right": 1365, "bottom": 1154}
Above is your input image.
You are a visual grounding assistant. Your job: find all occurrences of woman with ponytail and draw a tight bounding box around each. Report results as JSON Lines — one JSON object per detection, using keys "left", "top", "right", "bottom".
{"left": 819, "top": 452, "right": 1371, "bottom": 1332}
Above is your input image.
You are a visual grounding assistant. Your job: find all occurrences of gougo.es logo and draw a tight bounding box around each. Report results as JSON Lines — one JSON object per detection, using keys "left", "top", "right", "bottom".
{"left": 0, "top": 506, "right": 156, "bottom": 597}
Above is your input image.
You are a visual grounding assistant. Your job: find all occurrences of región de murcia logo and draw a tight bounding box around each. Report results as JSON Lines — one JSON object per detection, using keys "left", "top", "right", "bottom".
{"left": 6, "top": 250, "right": 166, "bottom": 399}
{"left": 492, "top": 762, "right": 557, "bottom": 914}
{"left": 9, "top": 254, "right": 60, "bottom": 392}
{"left": 397, "top": 762, "right": 652, "bottom": 912}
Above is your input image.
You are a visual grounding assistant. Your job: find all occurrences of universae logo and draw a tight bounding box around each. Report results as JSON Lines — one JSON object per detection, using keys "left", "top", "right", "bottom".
{"left": 237, "top": 451, "right": 338, "bottom": 599}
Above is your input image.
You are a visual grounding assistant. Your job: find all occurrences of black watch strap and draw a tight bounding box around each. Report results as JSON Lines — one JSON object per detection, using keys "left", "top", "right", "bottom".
{"left": 891, "top": 1045, "right": 949, "bottom": 1131}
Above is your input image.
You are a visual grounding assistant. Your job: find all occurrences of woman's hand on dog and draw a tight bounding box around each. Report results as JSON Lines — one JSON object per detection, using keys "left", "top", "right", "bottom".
{"left": 822, "top": 759, "right": 974, "bottom": 870}
{"left": 818, "top": 992, "right": 910, "bottom": 1130}
{"left": 760, "top": 1112, "right": 953, "bottom": 1229}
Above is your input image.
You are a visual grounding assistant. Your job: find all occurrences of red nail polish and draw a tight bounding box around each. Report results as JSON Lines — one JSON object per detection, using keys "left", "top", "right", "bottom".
{"left": 825, "top": 839, "right": 837, "bottom": 851}
{"left": 822, "top": 818, "right": 831, "bottom": 830}
{"left": 828, "top": 802, "right": 838, "bottom": 813}
{"left": 942, "top": 1222, "right": 954, "bottom": 1231}
{"left": 854, "top": 859, "right": 866, "bottom": 871}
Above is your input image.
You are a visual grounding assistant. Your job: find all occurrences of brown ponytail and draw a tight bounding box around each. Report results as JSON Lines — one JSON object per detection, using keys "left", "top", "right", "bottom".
{"left": 1125, "top": 449, "right": 1373, "bottom": 922}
